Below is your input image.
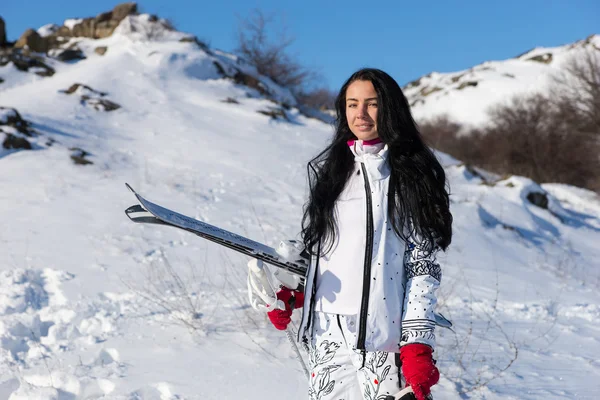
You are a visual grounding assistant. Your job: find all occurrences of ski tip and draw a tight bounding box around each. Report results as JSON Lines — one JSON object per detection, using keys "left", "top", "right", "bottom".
{"left": 125, "top": 183, "right": 136, "bottom": 194}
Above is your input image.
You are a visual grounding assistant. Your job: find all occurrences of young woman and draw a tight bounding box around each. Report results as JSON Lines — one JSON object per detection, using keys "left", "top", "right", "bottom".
{"left": 250, "top": 68, "right": 452, "bottom": 400}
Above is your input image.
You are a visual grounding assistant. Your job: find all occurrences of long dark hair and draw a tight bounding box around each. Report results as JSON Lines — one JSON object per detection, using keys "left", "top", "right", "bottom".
{"left": 301, "top": 68, "right": 452, "bottom": 255}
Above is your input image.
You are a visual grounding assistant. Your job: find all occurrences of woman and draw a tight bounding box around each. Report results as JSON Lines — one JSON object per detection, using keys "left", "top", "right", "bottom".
{"left": 251, "top": 68, "right": 452, "bottom": 400}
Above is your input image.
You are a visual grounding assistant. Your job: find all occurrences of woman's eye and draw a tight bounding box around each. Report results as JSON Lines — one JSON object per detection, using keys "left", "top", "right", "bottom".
{"left": 348, "top": 104, "right": 357, "bottom": 108}
{"left": 369, "top": 103, "right": 378, "bottom": 108}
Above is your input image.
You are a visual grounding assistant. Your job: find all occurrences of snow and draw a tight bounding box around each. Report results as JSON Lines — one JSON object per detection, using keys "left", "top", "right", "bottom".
{"left": 407, "top": 34, "right": 600, "bottom": 127}
{"left": 0, "top": 17, "right": 599, "bottom": 400}
{"left": 37, "top": 24, "right": 59, "bottom": 38}
{"left": 63, "top": 19, "right": 83, "bottom": 31}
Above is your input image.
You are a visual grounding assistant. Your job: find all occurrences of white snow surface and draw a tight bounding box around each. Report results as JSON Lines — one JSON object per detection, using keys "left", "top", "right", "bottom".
{"left": 1, "top": 19, "right": 599, "bottom": 400}
{"left": 406, "top": 34, "right": 600, "bottom": 127}
{"left": 63, "top": 19, "right": 84, "bottom": 31}
{"left": 37, "top": 24, "right": 60, "bottom": 38}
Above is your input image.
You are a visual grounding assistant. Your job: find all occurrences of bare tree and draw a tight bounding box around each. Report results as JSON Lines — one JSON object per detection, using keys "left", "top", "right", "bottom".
{"left": 236, "top": 9, "right": 316, "bottom": 91}
{"left": 551, "top": 49, "right": 600, "bottom": 136}
{"left": 295, "top": 87, "right": 337, "bottom": 110}
{"left": 418, "top": 89, "right": 600, "bottom": 191}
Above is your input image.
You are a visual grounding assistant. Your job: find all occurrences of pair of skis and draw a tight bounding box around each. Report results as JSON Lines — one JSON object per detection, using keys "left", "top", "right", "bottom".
{"left": 124, "top": 183, "right": 308, "bottom": 281}
{"left": 124, "top": 184, "right": 430, "bottom": 400}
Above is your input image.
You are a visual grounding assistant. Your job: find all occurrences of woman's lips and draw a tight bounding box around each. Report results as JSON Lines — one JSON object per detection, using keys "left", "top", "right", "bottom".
{"left": 356, "top": 124, "right": 374, "bottom": 131}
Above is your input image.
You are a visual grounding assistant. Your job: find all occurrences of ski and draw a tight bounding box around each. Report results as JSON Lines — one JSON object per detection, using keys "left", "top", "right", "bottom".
{"left": 124, "top": 183, "right": 308, "bottom": 280}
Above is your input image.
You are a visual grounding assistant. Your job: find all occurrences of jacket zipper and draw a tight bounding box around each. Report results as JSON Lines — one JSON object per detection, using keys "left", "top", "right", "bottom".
{"left": 299, "top": 241, "right": 320, "bottom": 344}
{"left": 357, "top": 163, "right": 375, "bottom": 352}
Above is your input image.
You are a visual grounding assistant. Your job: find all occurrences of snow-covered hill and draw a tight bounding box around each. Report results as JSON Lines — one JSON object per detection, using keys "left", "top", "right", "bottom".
{"left": 406, "top": 34, "right": 600, "bottom": 126}
{"left": 1, "top": 9, "right": 599, "bottom": 400}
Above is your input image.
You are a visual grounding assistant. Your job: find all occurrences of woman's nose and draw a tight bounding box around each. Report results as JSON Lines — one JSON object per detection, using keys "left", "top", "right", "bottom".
{"left": 356, "top": 105, "right": 367, "bottom": 118}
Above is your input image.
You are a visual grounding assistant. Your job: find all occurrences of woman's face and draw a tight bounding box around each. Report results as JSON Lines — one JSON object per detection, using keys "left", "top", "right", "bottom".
{"left": 345, "top": 80, "right": 379, "bottom": 140}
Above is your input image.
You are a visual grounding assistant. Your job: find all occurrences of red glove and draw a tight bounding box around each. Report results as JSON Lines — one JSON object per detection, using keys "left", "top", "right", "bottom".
{"left": 267, "top": 287, "right": 304, "bottom": 330}
{"left": 400, "top": 343, "right": 439, "bottom": 400}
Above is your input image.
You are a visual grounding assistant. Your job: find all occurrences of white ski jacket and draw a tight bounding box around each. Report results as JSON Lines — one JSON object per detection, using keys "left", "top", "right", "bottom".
{"left": 298, "top": 140, "right": 443, "bottom": 353}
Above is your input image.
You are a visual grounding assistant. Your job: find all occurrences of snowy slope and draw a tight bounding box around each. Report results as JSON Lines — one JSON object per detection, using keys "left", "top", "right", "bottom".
{"left": 405, "top": 34, "right": 600, "bottom": 126}
{"left": 1, "top": 14, "right": 599, "bottom": 400}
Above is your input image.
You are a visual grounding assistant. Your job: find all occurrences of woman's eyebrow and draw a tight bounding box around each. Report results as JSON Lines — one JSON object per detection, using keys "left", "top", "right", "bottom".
{"left": 346, "top": 97, "right": 378, "bottom": 101}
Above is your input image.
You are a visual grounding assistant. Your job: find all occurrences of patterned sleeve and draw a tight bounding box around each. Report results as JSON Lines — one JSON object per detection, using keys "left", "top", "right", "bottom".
{"left": 400, "top": 237, "right": 441, "bottom": 348}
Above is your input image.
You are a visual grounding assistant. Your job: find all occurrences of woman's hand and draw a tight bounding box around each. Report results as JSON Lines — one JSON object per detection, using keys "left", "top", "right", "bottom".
{"left": 247, "top": 258, "right": 304, "bottom": 330}
{"left": 267, "top": 287, "right": 304, "bottom": 330}
{"left": 399, "top": 343, "right": 439, "bottom": 400}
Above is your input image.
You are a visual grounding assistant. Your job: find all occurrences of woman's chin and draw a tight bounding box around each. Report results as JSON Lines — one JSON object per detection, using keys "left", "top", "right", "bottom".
{"left": 353, "top": 132, "right": 379, "bottom": 141}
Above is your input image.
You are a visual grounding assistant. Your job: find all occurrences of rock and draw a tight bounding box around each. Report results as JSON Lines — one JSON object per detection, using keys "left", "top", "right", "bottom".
{"left": 55, "top": 26, "right": 72, "bottom": 37}
{"left": 457, "top": 81, "right": 478, "bottom": 90}
{"left": 526, "top": 192, "right": 549, "bottom": 209}
{"left": 0, "top": 17, "right": 6, "bottom": 47}
{"left": 112, "top": 3, "right": 138, "bottom": 22}
{"left": 95, "top": 11, "right": 113, "bottom": 23}
{"left": 14, "top": 29, "right": 48, "bottom": 53}
{"left": 53, "top": 48, "right": 86, "bottom": 62}
{"left": 40, "top": 3, "right": 136, "bottom": 44}
{"left": 37, "top": 23, "right": 60, "bottom": 38}
{"left": 213, "top": 61, "right": 226, "bottom": 76}
{"left": 69, "top": 147, "right": 93, "bottom": 165}
{"left": 234, "top": 70, "right": 268, "bottom": 96}
{"left": 420, "top": 86, "right": 442, "bottom": 97}
{"left": 82, "top": 97, "right": 121, "bottom": 112}
{"left": 180, "top": 36, "right": 210, "bottom": 52}
{"left": 0, "top": 106, "right": 36, "bottom": 137}
{"left": 94, "top": 46, "right": 108, "bottom": 56}
{"left": 60, "top": 84, "right": 120, "bottom": 111}
{"left": 34, "top": 67, "right": 55, "bottom": 77}
{"left": 257, "top": 107, "right": 288, "bottom": 121}
{"left": 9, "top": 3, "right": 139, "bottom": 54}
{"left": 2, "top": 133, "right": 32, "bottom": 150}
{"left": 1, "top": 48, "right": 55, "bottom": 77}
{"left": 94, "top": 19, "right": 120, "bottom": 39}
{"left": 527, "top": 53, "right": 553, "bottom": 64}
{"left": 71, "top": 18, "right": 95, "bottom": 38}
{"left": 60, "top": 83, "right": 106, "bottom": 96}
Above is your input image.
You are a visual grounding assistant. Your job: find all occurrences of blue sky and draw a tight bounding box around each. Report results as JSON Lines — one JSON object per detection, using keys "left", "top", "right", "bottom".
{"left": 2, "top": 1, "right": 598, "bottom": 89}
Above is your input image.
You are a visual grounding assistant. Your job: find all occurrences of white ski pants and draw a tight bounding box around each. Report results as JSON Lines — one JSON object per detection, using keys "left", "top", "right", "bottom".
{"left": 308, "top": 311, "right": 403, "bottom": 400}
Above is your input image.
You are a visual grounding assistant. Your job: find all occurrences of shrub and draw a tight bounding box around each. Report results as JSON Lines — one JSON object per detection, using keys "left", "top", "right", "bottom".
{"left": 235, "top": 9, "right": 316, "bottom": 93}
{"left": 419, "top": 49, "right": 600, "bottom": 192}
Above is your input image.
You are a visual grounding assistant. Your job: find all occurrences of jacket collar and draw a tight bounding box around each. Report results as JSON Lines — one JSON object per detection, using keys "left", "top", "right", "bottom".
{"left": 347, "top": 138, "right": 390, "bottom": 180}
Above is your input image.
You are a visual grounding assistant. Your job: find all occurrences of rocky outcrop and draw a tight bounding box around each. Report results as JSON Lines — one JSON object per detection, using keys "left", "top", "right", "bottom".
{"left": 233, "top": 69, "right": 268, "bottom": 96}
{"left": 60, "top": 83, "right": 106, "bottom": 96}
{"left": 60, "top": 83, "right": 121, "bottom": 112}
{"left": 94, "top": 46, "right": 108, "bottom": 56}
{"left": 1, "top": 107, "right": 36, "bottom": 151}
{"left": 526, "top": 192, "right": 549, "bottom": 209}
{"left": 112, "top": 3, "right": 137, "bottom": 21}
{"left": 12, "top": 3, "right": 138, "bottom": 54}
{"left": 83, "top": 97, "right": 120, "bottom": 111}
{"left": 2, "top": 133, "right": 31, "bottom": 150}
{"left": 0, "top": 107, "right": 37, "bottom": 136}
{"left": 69, "top": 147, "right": 93, "bottom": 165}
{"left": 52, "top": 48, "right": 86, "bottom": 62}
{"left": 69, "top": 2, "right": 137, "bottom": 40}
{"left": 15, "top": 29, "right": 48, "bottom": 53}
{"left": 0, "top": 48, "right": 55, "bottom": 77}
{"left": 527, "top": 53, "right": 553, "bottom": 64}
{"left": 457, "top": 81, "right": 479, "bottom": 90}
{"left": 0, "top": 17, "right": 6, "bottom": 47}
{"left": 257, "top": 107, "right": 288, "bottom": 121}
